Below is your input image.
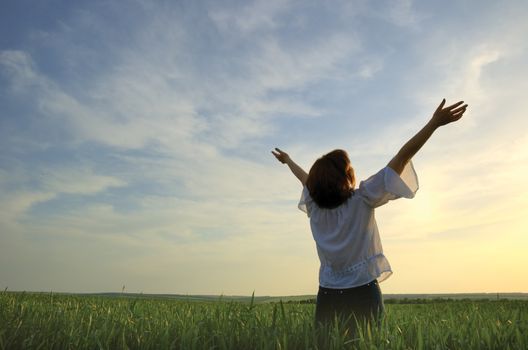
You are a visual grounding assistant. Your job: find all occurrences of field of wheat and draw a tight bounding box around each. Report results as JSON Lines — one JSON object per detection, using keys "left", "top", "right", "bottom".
{"left": 1, "top": 291, "right": 526, "bottom": 349}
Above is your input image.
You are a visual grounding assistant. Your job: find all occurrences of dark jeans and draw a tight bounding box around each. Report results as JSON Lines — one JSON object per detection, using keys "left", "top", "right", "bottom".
{"left": 315, "top": 279, "right": 384, "bottom": 331}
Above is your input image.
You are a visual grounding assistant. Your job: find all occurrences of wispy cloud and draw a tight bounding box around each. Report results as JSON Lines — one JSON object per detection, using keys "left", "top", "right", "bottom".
{"left": 208, "top": 0, "right": 292, "bottom": 34}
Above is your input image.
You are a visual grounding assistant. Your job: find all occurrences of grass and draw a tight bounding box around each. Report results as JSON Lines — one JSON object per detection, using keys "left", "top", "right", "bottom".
{"left": 1, "top": 291, "right": 527, "bottom": 349}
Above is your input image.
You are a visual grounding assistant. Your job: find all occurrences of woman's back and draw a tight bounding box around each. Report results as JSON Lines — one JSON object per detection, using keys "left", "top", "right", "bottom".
{"left": 299, "top": 162, "right": 419, "bottom": 289}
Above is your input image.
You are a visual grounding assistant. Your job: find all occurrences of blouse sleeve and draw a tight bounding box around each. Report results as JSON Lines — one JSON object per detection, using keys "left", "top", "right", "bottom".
{"left": 357, "top": 161, "right": 419, "bottom": 208}
{"left": 298, "top": 186, "right": 313, "bottom": 217}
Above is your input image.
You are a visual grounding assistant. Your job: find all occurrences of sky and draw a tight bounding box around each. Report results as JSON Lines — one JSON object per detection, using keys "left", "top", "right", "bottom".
{"left": 1, "top": 0, "right": 527, "bottom": 296}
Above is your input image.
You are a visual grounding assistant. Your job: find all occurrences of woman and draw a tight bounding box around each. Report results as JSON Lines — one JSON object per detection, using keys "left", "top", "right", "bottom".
{"left": 272, "top": 99, "right": 468, "bottom": 330}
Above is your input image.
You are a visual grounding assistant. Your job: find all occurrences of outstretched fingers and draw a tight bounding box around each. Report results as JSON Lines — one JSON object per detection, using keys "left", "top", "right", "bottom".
{"left": 451, "top": 106, "right": 468, "bottom": 121}
{"left": 271, "top": 148, "right": 283, "bottom": 157}
{"left": 272, "top": 148, "right": 290, "bottom": 163}
{"left": 451, "top": 104, "right": 468, "bottom": 114}
{"left": 445, "top": 101, "right": 465, "bottom": 111}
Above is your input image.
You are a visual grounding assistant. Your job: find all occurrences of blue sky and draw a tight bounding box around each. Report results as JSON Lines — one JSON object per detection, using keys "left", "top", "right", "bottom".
{"left": 1, "top": 0, "right": 527, "bottom": 295}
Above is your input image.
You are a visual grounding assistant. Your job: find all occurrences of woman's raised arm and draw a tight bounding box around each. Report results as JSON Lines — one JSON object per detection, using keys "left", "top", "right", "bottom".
{"left": 272, "top": 148, "right": 308, "bottom": 185}
{"left": 388, "top": 99, "right": 468, "bottom": 175}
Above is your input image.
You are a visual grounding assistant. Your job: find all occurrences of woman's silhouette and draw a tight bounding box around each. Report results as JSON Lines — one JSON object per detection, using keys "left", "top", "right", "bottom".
{"left": 272, "top": 99, "right": 468, "bottom": 332}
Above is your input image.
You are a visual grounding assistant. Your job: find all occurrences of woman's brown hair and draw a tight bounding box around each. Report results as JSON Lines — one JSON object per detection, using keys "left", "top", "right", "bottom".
{"left": 306, "top": 149, "right": 355, "bottom": 209}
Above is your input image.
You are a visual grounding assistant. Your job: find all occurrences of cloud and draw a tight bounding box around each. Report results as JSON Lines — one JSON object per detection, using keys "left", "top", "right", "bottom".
{"left": 387, "top": 0, "right": 414, "bottom": 25}
{"left": 0, "top": 0, "right": 367, "bottom": 210}
{"left": 208, "top": 0, "right": 292, "bottom": 35}
{"left": 0, "top": 51, "right": 41, "bottom": 90}
{"left": 378, "top": 0, "right": 425, "bottom": 28}
{"left": 1, "top": 3, "right": 361, "bottom": 154}
{"left": 40, "top": 167, "right": 126, "bottom": 195}
{"left": 0, "top": 191, "right": 55, "bottom": 226}
{"left": 0, "top": 162, "right": 126, "bottom": 230}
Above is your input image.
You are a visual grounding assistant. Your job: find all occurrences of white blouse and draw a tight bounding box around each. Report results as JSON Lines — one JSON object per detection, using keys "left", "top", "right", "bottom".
{"left": 298, "top": 161, "right": 419, "bottom": 289}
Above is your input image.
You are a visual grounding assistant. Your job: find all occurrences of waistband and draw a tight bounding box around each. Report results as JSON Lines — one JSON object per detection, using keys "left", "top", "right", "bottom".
{"left": 318, "top": 279, "right": 378, "bottom": 294}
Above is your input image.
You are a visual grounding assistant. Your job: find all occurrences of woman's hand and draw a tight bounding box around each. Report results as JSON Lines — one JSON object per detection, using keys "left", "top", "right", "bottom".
{"left": 431, "top": 99, "right": 468, "bottom": 127}
{"left": 272, "top": 148, "right": 307, "bottom": 185}
{"left": 271, "top": 148, "right": 291, "bottom": 164}
{"left": 388, "top": 98, "right": 468, "bottom": 175}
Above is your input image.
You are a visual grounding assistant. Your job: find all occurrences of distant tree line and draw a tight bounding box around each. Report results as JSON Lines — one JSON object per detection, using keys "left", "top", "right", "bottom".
{"left": 279, "top": 298, "right": 504, "bottom": 305}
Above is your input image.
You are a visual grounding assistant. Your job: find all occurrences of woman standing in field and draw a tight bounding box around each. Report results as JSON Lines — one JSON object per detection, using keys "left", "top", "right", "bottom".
{"left": 272, "top": 99, "right": 468, "bottom": 330}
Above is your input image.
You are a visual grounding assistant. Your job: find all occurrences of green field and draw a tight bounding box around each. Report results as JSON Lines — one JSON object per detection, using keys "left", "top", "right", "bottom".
{"left": 1, "top": 291, "right": 527, "bottom": 349}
